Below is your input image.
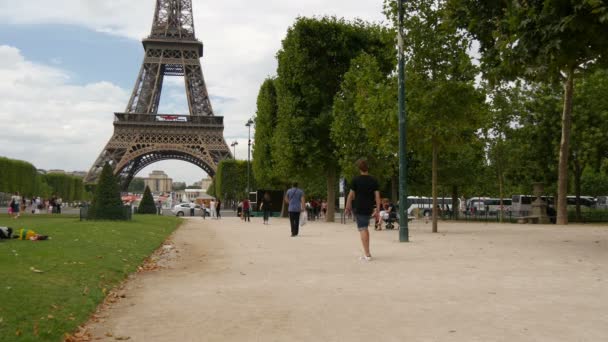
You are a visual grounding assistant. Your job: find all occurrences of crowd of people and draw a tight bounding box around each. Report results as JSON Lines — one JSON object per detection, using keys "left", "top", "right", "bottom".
{"left": 6, "top": 192, "right": 65, "bottom": 219}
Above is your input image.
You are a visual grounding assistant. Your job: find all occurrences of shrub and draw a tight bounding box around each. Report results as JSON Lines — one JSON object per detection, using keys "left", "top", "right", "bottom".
{"left": 138, "top": 185, "right": 157, "bottom": 214}
{"left": 88, "top": 163, "right": 129, "bottom": 220}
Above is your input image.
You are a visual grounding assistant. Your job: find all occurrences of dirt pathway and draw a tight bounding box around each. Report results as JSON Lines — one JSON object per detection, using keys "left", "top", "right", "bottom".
{"left": 86, "top": 217, "right": 608, "bottom": 341}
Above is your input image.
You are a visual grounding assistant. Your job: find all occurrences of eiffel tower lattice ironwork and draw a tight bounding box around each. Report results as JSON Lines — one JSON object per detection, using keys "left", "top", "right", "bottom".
{"left": 85, "top": 0, "right": 232, "bottom": 189}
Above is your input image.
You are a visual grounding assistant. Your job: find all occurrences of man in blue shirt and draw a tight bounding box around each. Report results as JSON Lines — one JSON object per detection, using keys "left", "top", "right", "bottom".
{"left": 284, "top": 182, "right": 305, "bottom": 237}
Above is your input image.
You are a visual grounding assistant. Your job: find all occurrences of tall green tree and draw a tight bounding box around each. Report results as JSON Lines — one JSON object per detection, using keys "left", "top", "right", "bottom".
{"left": 448, "top": 0, "right": 608, "bottom": 224}
{"left": 386, "top": 0, "right": 483, "bottom": 232}
{"left": 215, "top": 160, "right": 254, "bottom": 202}
{"left": 274, "top": 17, "right": 394, "bottom": 222}
{"left": 331, "top": 53, "right": 398, "bottom": 196}
{"left": 571, "top": 69, "right": 608, "bottom": 217}
{"left": 252, "top": 78, "right": 285, "bottom": 190}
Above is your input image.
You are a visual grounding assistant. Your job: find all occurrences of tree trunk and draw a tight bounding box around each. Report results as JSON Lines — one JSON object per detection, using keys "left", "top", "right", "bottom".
{"left": 574, "top": 158, "right": 582, "bottom": 221}
{"left": 326, "top": 164, "right": 336, "bottom": 222}
{"left": 556, "top": 68, "right": 575, "bottom": 225}
{"left": 391, "top": 173, "right": 398, "bottom": 204}
{"left": 498, "top": 170, "right": 504, "bottom": 223}
{"left": 432, "top": 137, "right": 438, "bottom": 233}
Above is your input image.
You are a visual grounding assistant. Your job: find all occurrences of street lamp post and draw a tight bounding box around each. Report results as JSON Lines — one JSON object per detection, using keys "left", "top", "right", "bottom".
{"left": 245, "top": 119, "right": 254, "bottom": 194}
{"left": 230, "top": 141, "right": 238, "bottom": 159}
{"left": 398, "top": 0, "right": 409, "bottom": 242}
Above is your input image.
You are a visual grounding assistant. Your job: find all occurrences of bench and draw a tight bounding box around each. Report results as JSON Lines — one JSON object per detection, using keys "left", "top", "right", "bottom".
{"left": 517, "top": 216, "right": 539, "bottom": 224}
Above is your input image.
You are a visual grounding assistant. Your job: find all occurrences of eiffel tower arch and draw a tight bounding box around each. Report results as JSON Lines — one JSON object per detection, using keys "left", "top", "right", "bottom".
{"left": 85, "top": 0, "right": 232, "bottom": 189}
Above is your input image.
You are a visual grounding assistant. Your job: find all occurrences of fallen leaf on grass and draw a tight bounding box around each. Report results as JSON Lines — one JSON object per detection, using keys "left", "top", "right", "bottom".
{"left": 83, "top": 286, "right": 89, "bottom": 295}
{"left": 15, "top": 329, "right": 21, "bottom": 336}
{"left": 30, "top": 266, "right": 44, "bottom": 273}
{"left": 47, "top": 315, "right": 54, "bottom": 319}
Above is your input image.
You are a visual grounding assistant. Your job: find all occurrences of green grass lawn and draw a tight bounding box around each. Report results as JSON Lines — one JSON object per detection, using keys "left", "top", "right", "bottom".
{"left": 0, "top": 214, "right": 182, "bottom": 341}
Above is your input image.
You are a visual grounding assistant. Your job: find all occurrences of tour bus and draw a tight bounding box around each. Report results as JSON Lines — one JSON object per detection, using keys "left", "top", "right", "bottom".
{"left": 405, "top": 196, "right": 455, "bottom": 216}
{"left": 597, "top": 196, "right": 608, "bottom": 210}
{"left": 511, "top": 195, "right": 595, "bottom": 216}
{"left": 466, "top": 197, "right": 512, "bottom": 214}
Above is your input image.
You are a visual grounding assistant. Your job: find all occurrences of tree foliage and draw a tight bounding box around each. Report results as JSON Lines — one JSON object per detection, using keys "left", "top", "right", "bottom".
{"left": 0, "top": 156, "right": 89, "bottom": 200}
{"left": 127, "top": 177, "right": 145, "bottom": 192}
{"left": 274, "top": 16, "right": 394, "bottom": 221}
{"left": 88, "top": 163, "right": 129, "bottom": 220}
{"left": 215, "top": 159, "right": 254, "bottom": 201}
{"left": 385, "top": 0, "right": 484, "bottom": 231}
{"left": 138, "top": 185, "right": 157, "bottom": 214}
{"left": 252, "top": 78, "right": 284, "bottom": 190}
{"left": 447, "top": 0, "right": 608, "bottom": 224}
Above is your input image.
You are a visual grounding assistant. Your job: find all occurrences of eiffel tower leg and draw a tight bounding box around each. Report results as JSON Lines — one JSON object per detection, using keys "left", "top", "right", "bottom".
{"left": 127, "top": 63, "right": 164, "bottom": 114}
{"left": 185, "top": 63, "right": 213, "bottom": 115}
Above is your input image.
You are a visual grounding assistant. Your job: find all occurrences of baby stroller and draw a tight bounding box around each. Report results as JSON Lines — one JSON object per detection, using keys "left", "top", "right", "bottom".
{"left": 384, "top": 211, "right": 398, "bottom": 230}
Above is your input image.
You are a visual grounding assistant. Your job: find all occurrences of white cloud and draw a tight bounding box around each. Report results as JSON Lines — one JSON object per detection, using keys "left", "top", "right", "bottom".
{"left": 0, "top": 45, "right": 127, "bottom": 173}
{"left": 0, "top": 0, "right": 388, "bottom": 183}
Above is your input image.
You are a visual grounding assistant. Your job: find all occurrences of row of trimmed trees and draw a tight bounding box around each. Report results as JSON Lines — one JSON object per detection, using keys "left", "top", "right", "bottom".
{"left": 251, "top": 1, "right": 608, "bottom": 228}
{"left": 0, "top": 156, "right": 88, "bottom": 201}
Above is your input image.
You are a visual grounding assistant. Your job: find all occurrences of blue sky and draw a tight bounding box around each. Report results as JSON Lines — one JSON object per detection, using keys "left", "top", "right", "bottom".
{"left": 0, "top": 24, "right": 141, "bottom": 87}
{"left": 0, "top": 0, "right": 386, "bottom": 184}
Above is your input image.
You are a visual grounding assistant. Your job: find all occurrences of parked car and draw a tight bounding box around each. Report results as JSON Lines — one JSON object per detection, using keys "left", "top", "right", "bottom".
{"left": 171, "top": 203, "right": 210, "bottom": 217}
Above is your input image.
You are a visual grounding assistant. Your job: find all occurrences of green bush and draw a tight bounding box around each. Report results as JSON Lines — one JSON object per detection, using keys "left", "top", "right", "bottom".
{"left": 138, "top": 185, "right": 157, "bottom": 214}
{"left": 88, "top": 163, "right": 129, "bottom": 220}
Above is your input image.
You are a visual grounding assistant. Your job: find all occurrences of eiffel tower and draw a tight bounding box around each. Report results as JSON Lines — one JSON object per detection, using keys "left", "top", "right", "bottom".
{"left": 85, "top": 0, "right": 232, "bottom": 189}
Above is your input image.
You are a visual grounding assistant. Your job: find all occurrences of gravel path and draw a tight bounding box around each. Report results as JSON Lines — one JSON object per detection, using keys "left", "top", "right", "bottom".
{"left": 86, "top": 217, "right": 608, "bottom": 341}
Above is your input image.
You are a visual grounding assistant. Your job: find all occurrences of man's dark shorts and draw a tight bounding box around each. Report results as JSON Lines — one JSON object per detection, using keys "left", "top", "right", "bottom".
{"left": 355, "top": 214, "right": 370, "bottom": 231}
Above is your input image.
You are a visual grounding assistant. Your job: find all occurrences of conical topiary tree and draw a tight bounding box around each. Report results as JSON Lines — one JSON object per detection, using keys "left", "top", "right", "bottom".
{"left": 88, "top": 163, "right": 128, "bottom": 220}
{"left": 138, "top": 185, "right": 157, "bottom": 214}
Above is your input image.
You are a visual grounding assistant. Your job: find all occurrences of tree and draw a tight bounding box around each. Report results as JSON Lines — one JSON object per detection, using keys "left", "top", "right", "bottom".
{"left": 448, "top": 0, "right": 608, "bottom": 224}
{"left": 252, "top": 78, "right": 286, "bottom": 190}
{"left": 331, "top": 53, "right": 399, "bottom": 197}
{"left": 138, "top": 185, "right": 157, "bottom": 214}
{"left": 274, "top": 17, "right": 394, "bottom": 222}
{"left": 127, "top": 177, "right": 145, "bottom": 192}
{"left": 215, "top": 160, "right": 254, "bottom": 202}
{"left": 386, "top": 0, "right": 484, "bottom": 232}
{"left": 88, "top": 163, "right": 128, "bottom": 220}
{"left": 172, "top": 182, "right": 187, "bottom": 191}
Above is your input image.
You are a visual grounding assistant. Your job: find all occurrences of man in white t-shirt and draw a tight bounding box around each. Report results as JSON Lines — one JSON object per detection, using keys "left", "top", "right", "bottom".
{"left": 210, "top": 200, "right": 217, "bottom": 219}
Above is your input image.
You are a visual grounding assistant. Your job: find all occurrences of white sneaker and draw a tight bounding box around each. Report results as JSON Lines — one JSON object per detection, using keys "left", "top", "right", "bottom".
{"left": 359, "top": 255, "right": 372, "bottom": 262}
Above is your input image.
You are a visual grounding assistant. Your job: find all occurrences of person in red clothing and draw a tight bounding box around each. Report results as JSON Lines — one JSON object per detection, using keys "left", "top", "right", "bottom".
{"left": 242, "top": 198, "right": 251, "bottom": 222}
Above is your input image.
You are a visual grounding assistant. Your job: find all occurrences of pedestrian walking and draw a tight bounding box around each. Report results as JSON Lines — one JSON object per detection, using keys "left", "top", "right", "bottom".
{"left": 10, "top": 192, "right": 21, "bottom": 219}
{"left": 189, "top": 201, "right": 195, "bottom": 216}
{"left": 242, "top": 198, "right": 251, "bottom": 222}
{"left": 210, "top": 199, "right": 217, "bottom": 219}
{"left": 156, "top": 200, "right": 162, "bottom": 215}
{"left": 216, "top": 199, "right": 222, "bottom": 219}
{"left": 284, "top": 182, "right": 305, "bottom": 237}
{"left": 200, "top": 201, "right": 207, "bottom": 219}
{"left": 261, "top": 192, "right": 272, "bottom": 225}
{"left": 345, "top": 159, "right": 381, "bottom": 261}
